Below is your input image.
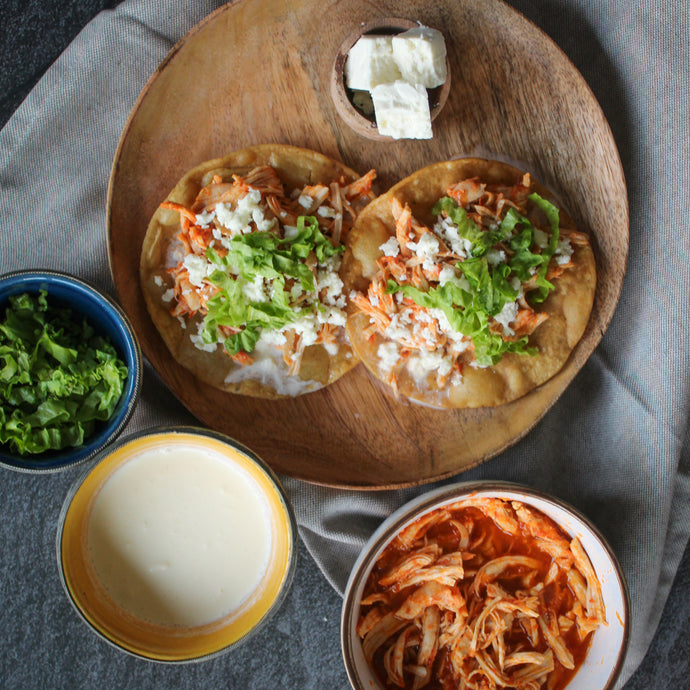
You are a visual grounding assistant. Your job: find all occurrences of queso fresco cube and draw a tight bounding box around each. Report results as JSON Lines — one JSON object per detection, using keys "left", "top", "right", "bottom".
{"left": 344, "top": 35, "right": 402, "bottom": 91}
{"left": 371, "top": 81, "right": 432, "bottom": 140}
{"left": 391, "top": 26, "right": 448, "bottom": 88}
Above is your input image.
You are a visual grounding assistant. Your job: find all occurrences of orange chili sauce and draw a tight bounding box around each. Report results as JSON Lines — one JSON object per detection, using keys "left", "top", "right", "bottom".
{"left": 360, "top": 505, "right": 594, "bottom": 690}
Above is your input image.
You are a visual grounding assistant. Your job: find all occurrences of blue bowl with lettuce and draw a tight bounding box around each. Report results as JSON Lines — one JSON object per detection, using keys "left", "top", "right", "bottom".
{"left": 0, "top": 270, "right": 142, "bottom": 473}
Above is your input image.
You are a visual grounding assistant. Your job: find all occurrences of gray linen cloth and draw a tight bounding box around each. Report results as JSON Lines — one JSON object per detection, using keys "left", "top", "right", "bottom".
{"left": 0, "top": 0, "right": 687, "bottom": 686}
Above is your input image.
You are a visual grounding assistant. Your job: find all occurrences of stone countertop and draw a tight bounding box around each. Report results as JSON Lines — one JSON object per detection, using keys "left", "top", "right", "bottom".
{"left": 0, "top": 0, "right": 688, "bottom": 687}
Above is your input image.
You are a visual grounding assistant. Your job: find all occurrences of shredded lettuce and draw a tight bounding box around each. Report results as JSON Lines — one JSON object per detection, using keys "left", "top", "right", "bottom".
{"left": 432, "top": 197, "right": 489, "bottom": 250}
{"left": 202, "top": 215, "right": 344, "bottom": 356}
{"left": 386, "top": 279, "right": 534, "bottom": 367}
{"left": 526, "top": 192, "right": 560, "bottom": 303}
{"left": 385, "top": 193, "right": 560, "bottom": 365}
{"left": 0, "top": 291, "right": 128, "bottom": 456}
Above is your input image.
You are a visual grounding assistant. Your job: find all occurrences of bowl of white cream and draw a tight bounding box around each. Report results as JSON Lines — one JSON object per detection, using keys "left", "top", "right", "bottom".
{"left": 56, "top": 426, "right": 296, "bottom": 662}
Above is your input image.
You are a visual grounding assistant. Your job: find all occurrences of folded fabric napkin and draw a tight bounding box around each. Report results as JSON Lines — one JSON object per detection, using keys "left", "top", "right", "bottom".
{"left": 0, "top": 1, "right": 687, "bottom": 687}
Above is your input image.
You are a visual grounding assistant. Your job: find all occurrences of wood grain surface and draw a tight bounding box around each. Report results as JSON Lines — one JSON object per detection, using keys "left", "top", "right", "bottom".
{"left": 107, "top": 0, "right": 628, "bottom": 489}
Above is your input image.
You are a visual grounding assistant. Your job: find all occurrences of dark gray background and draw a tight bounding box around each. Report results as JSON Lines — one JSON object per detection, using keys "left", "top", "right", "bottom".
{"left": 0, "top": 0, "right": 688, "bottom": 687}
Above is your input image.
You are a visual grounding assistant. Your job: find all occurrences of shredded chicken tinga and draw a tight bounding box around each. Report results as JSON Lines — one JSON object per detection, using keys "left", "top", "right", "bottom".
{"left": 140, "top": 145, "right": 376, "bottom": 398}
{"left": 343, "top": 158, "right": 596, "bottom": 408}
{"left": 357, "top": 498, "right": 606, "bottom": 690}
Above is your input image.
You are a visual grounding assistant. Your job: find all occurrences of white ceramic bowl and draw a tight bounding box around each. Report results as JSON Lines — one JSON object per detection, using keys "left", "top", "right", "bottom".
{"left": 342, "top": 481, "right": 629, "bottom": 689}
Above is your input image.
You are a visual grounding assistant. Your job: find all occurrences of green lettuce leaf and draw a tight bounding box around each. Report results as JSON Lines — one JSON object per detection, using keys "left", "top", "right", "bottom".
{"left": 0, "top": 291, "right": 128, "bottom": 456}
{"left": 201, "top": 215, "right": 342, "bottom": 356}
{"left": 526, "top": 193, "right": 560, "bottom": 303}
{"left": 380, "top": 193, "right": 561, "bottom": 366}
{"left": 386, "top": 279, "right": 534, "bottom": 366}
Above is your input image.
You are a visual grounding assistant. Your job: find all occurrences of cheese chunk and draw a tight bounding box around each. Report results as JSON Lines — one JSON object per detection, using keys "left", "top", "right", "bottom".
{"left": 371, "top": 81, "right": 432, "bottom": 140}
{"left": 345, "top": 35, "right": 402, "bottom": 91}
{"left": 391, "top": 26, "right": 447, "bottom": 88}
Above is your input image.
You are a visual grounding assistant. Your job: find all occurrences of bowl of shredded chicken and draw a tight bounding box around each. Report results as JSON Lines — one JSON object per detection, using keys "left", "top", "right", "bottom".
{"left": 341, "top": 482, "right": 629, "bottom": 690}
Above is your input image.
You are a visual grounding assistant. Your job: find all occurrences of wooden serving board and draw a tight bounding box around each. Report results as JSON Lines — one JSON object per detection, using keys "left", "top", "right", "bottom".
{"left": 107, "top": 0, "right": 628, "bottom": 489}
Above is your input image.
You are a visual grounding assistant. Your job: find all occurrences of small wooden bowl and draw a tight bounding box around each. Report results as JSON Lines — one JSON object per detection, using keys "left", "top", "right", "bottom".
{"left": 330, "top": 18, "right": 451, "bottom": 141}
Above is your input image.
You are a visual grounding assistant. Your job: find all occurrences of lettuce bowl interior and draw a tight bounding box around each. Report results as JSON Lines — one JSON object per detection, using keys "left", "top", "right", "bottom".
{"left": 0, "top": 270, "right": 142, "bottom": 473}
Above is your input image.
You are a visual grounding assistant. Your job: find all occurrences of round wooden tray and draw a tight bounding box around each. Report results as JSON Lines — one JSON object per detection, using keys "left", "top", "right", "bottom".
{"left": 107, "top": 0, "right": 628, "bottom": 489}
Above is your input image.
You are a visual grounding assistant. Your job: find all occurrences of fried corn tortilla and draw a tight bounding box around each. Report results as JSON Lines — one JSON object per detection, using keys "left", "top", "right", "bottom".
{"left": 140, "top": 144, "right": 376, "bottom": 398}
{"left": 342, "top": 158, "right": 596, "bottom": 408}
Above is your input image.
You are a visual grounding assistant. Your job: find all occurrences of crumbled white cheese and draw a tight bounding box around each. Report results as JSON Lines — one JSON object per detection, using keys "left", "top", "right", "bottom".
{"left": 433, "top": 215, "right": 474, "bottom": 257}
{"left": 345, "top": 35, "right": 402, "bottom": 91}
{"left": 320, "top": 254, "right": 342, "bottom": 272}
{"left": 430, "top": 309, "right": 472, "bottom": 349}
{"left": 398, "top": 309, "right": 413, "bottom": 325}
{"left": 214, "top": 203, "right": 238, "bottom": 231}
{"left": 379, "top": 236, "right": 401, "bottom": 257}
{"left": 182, "top": 254, "right": 213, "bottom": 287}
{"left": 391, "top": 26, "right": 447, "bottom": 88}
{"left": 214, "top": 188, "right": 275, "bottom": 236}
{"left": 317, "top": 306, "right": 347, "bottom": 328}
{"left": 317, "top": 205, "right": 337, "bottom": 219}
{"left": 298, "top": 194, "right": 313, "bottom": 209}
{"left": 256, "top": 329, "right": 287, "bottom": 347}
{"left": 196, "top": 210, "right": 215, "bottom": 228}
{"left": 407, "top": 232, "right": 440, "bottom": 271}
{"left": 555, "top": 237, "right": 573, "bottom": 265}
{"left": 438, "top": 266, "right": 457, "bottom": 286}
{"left": 286, "top": 314, "right": 319, "bottom": 347}
{"left": 153, "top": 275, "right": 163, "bottom": 287}
{"left": 242, "top": 275, "right": 269, "bottom": 303}
{"left": 283, "top": 225, "right": 299, "bottom": 239}
{"left": 370, "top": 81, "right": 432, "bottom": 140}
{"left": 252, "top": 208, "right": 275, "bottom": 232}
{"left": 494, "top": 301, "right": 519, "bottom": 335}
{"left": 378, "top": 342, "right": 401, "bottom": 372}
{"left": 437, "top": 268, "right": 471, "bottom": 295}
{"left": 510, "top": 276, "right": 523, "bottom": 294}
{"left": 385, "top": 311, "right": 413, "bottom": 342}
{"left": 415, "top": 309, "right": 434, "bottom": 324}
{"left": 533, "top": 227, "right": 549, "bottom": 248}
{"left": 316, "top": 267, "right": 345, "bottom": 307}
{"left": 162, "top": 288, "right": 175, "bottom": 303}
{"left": 486, "top": 248, "right": 507, "bottom": 266}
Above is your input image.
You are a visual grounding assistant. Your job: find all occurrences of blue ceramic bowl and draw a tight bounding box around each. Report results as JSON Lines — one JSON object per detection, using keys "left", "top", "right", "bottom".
{"left": 0, "top": 270, "right": 142, "bottom": 473}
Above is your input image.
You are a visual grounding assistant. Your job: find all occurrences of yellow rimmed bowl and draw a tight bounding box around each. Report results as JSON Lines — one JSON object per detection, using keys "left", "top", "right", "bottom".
{"left": 57, "top": 426, "right": 297, "bottom": 662}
